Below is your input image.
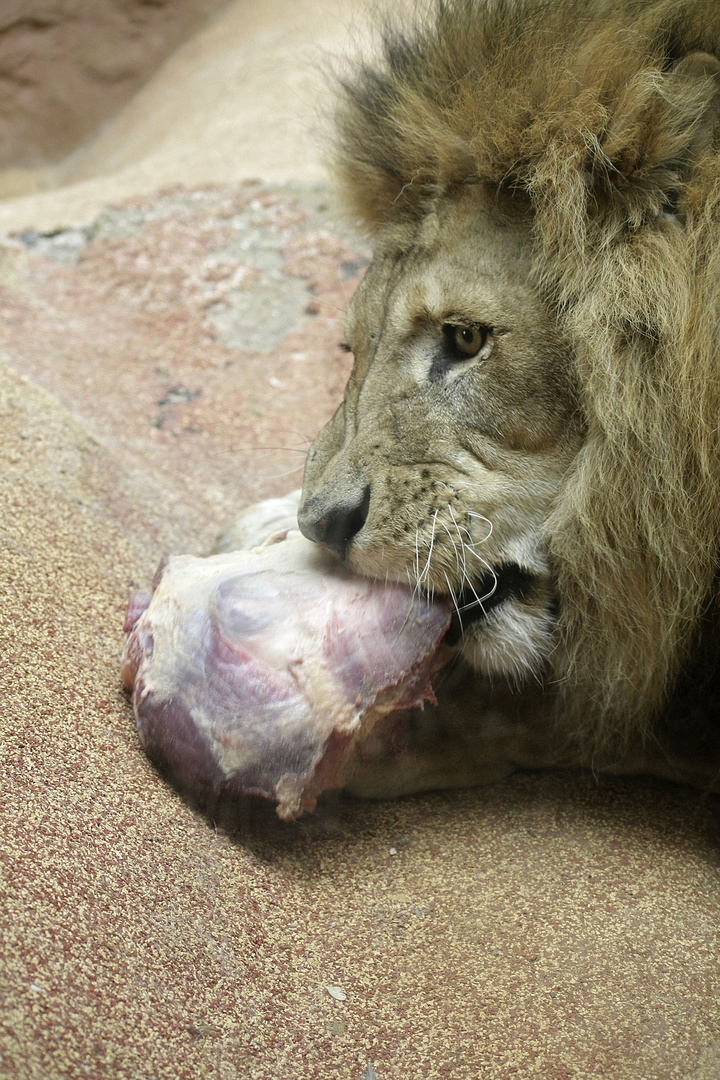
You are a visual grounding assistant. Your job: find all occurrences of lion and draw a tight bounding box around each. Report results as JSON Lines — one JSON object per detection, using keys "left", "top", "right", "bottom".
{"left": 277, "top": 0, "right": 720, "bottom": 799}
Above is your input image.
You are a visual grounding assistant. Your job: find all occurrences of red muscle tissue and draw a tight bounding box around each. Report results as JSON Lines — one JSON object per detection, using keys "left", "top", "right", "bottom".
{"left": 122, "top": 530, "right": 451, "bottom": 819}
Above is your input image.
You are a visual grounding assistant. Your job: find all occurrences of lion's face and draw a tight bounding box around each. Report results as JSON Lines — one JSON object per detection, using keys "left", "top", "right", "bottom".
{"left": 299, "top": 185, "right": 584, "bottom": 680}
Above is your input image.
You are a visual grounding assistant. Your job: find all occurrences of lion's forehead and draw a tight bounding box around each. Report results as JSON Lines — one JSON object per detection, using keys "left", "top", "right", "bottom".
{"left": 345, "top": 192, "right": 542, "bottom": 350}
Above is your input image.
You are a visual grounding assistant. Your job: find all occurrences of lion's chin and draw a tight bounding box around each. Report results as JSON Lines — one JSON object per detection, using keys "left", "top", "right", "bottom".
{"left": 346, "top": 543, "right": 557, "bottom": 684}
{"left": 459, "top": 599, "right": 556, "bottom": 683}
{"left": 442, "top": 564, "right": 557, "bottom": 684}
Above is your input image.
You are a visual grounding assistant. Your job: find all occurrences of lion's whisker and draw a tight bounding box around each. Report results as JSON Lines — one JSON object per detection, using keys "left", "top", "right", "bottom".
{"left": 419, "top": 509, "right": 439, "bottom": 587}
{"left": 458, "top": 556, "right": 499, "bottom": 609}
{"left": 212, "top": 445, "right": 309, "bottom": 458}
{"left": 443, "top": 571, "right": 463, "bottom": 635}
{"left": 250, "top": 463, "right": 306, "bottom": 481}
{"left": 447, "top": 504, "right": 470, "bottom": 586}
{"left": 440, "top": 520, "right": 463, "bottom": 584}
{"left": 412, "top": 526, "right": 422, "bottom": 600}
{"left": 466, "top": 511, "right": 494, "bottom": 545}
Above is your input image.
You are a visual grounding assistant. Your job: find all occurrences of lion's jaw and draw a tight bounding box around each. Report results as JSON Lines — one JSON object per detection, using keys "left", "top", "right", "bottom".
{"left": 299, "top": 185, "right": 584, "bottom": 682}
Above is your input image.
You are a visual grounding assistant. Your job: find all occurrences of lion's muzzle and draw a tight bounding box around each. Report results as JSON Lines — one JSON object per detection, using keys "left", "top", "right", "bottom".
{"left": 298, "top": 485, "right": 371, "bottom": 558}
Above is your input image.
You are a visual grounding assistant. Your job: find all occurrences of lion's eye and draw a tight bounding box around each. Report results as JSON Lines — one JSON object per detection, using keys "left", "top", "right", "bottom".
{"left": 445, "top": 324, "right": 489, "bottom": 358}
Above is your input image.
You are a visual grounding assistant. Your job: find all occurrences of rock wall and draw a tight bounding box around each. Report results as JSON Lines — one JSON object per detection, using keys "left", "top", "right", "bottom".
{"left": 0, "top": 0, "right": 230, "bottom": 168}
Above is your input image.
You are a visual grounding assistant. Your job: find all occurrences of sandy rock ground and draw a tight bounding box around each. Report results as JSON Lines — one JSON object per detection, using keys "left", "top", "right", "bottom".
{"left": 1, "top": 3, "right": 720, "bottom": 1079}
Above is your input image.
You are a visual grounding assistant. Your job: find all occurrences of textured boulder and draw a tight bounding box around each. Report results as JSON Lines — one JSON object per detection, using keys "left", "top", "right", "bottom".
{"left": 0, "top": 182, "right": 362, "bottom": 553}
{"left": 0, "top": 0, "right": 230, "bottom": 175}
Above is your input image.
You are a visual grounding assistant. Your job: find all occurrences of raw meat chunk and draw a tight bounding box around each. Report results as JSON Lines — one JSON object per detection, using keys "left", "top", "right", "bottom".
{"left": 122, "top": 530, "right": 451, "bottom": 819}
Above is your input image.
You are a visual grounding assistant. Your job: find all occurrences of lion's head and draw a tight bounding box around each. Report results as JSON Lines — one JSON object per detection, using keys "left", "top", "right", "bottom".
{"left": 299, "top": 184, "right": 582, "bottom": 680}
{"left": 299, "top": 0, "right": 720, "bottom": 752}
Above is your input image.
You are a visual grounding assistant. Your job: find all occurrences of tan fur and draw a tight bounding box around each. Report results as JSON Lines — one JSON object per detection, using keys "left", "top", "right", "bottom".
{"left": 296, "top": 0, "right": 720, "bottom": 788}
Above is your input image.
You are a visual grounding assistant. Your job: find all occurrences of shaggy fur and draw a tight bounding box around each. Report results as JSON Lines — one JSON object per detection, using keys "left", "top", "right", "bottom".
{"left": 327, "top": 0, "right": 720, "bottom": 755}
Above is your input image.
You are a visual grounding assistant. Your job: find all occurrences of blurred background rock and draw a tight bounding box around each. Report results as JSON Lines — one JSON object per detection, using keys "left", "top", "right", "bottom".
{"left": 0, "top": 0, "right": 365, "bottom": 228}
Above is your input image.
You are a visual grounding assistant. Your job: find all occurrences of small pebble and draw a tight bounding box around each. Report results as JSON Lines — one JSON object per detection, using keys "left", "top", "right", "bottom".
{"left": 389, "top": 847, "right": 397, "bottom": 856}
{"left": 326, "top": 986, "right": 347, "bottom": 1001}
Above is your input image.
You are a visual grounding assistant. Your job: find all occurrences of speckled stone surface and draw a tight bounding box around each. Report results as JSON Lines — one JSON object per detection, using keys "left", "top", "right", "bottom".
{"left": 0, "top": 183, "right": 357, "bottom": 553}
{"left": 1, "top": 186, "right": 720, "bottom": 1080}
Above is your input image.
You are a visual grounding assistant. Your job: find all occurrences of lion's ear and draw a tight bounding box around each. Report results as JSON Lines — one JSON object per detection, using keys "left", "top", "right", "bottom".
{"left": 589, "top": 49, "right": 720, "bottom": 222}
{"left": 670, "top": 51, "right": 720, "bottom": 163}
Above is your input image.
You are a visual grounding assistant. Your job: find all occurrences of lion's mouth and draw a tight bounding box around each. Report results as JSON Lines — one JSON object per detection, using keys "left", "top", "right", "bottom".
{"left": 444, "top": 563, "right": 538, "bottom": 646}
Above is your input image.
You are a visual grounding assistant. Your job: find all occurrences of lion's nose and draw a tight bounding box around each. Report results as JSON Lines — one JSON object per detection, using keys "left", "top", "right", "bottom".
{"left": 297, "top": 485, "right": 371, "bottom": 557}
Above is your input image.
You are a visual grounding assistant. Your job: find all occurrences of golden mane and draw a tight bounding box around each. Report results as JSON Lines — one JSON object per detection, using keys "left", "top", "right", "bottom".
{"left": 331, "top": 0, "right": 720, "bottom": 748}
